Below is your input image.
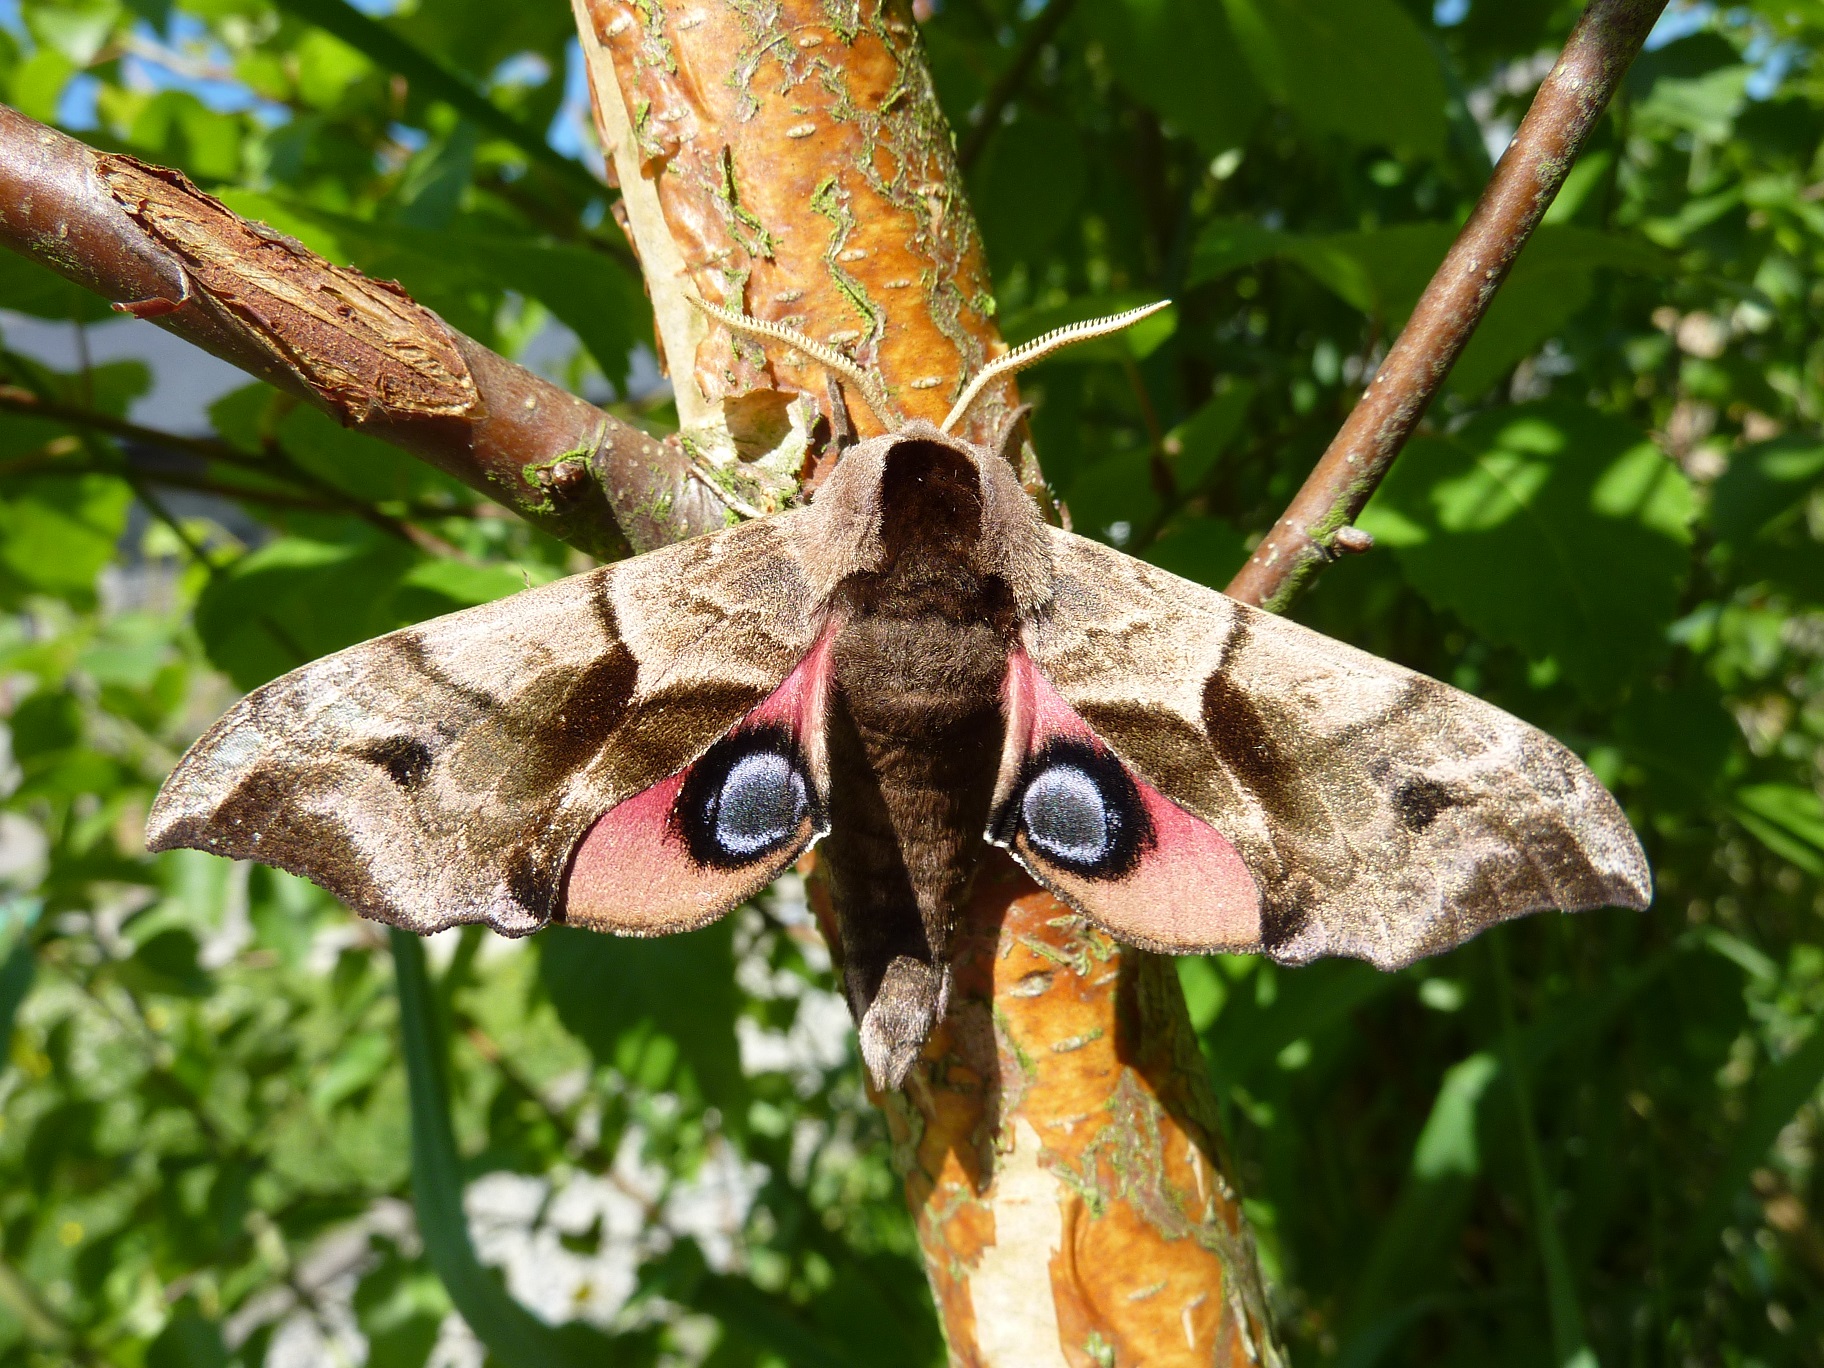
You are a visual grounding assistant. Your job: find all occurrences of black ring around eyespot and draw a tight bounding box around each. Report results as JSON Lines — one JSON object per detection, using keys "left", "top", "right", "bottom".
{"left": 673, "top": 724, "right": 822, "bottom": 869}
{"left": 999, "top": 737, "right": 1152, "bottom": 880}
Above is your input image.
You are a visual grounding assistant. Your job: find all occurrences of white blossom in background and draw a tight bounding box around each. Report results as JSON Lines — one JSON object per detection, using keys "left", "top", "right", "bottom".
{"left": 464, "top": 1125, "right": 764, "bottom": 1328}
{"left": 425, "top": 1314, "right": 486, "bottom": 1368}
{"left": 732, "top": 878, "right": 854, "bottom": 1095}
{"left": 224, "top": 1200, "right": 417, "bottom": 1367}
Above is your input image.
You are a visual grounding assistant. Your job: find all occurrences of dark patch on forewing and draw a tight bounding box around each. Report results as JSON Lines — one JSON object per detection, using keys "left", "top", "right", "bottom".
{"left": 1393, "top": 776, "right": 1460, "bottom": 832}
{"left": 528, "top": 647, "right": 642, "bottom": 781}
{"left": 607, "top": 679, "right": 772, "bottom": 795}
{"left": 1073, "top": 701, "right": 1220, "bottom": 811}
{"left": 502, "top": 841, "right": 549, "bottom": 924}
{"left": 446, "top": 641, "right": 639, "bottom": 809}
{"left": 356, "top": 735, "right": 433, "bottom": 789}
{"left": 1258, "top": 895, "right": 1313, "bottom": 955}
{"left": 1200, "top": 619, "right": 1327, "bottom": 832}
{"left": 379, "top": 630, "right": 506, "bottom": 718}
{"left": 182, "top": 766, "right": 400, "bottom": 922}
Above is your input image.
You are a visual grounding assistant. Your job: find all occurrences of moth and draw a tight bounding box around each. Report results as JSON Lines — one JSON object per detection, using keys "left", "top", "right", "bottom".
{"left": 148, "top": 301, "right": 1651, "bottom": 1088}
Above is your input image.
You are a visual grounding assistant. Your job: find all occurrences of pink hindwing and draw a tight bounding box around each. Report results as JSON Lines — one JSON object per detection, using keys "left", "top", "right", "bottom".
{"left": 561, "top": 630, "right": 837, "bottom": 934}
{"left": 991, "top": 648, "right": 1263, "bottom": 952}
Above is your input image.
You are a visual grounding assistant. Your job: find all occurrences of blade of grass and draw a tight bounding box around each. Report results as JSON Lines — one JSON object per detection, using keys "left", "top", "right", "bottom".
{"left": 390, "top": 928, "right": 631, "bottom": 1368}
{"left": 1490, "top": 934, "right": 1594, "bottom": 1368}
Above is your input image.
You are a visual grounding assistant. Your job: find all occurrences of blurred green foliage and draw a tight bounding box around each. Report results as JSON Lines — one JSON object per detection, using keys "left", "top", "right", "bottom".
{"left": 0, "top": 0, "right": 1820, "bottom": 1363}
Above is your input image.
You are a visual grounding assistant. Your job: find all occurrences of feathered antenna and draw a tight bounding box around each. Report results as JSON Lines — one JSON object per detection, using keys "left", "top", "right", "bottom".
{"left": 940, "top": 300, "right": 1172, "bottom": 434}
{"left": 688, "top": 296, "right": 893, "bottom": 426}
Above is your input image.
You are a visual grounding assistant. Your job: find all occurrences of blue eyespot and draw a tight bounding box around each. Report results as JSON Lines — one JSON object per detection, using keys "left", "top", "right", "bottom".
{"left": 1022, "top": 764, "right": 1112, "bottom": 865}
{"left": 676, "top": 725, "right": 819, "bottom": 868}
{"left": 1003, "top": 739, "right": 1150, "bottom": 879}
{"left": 713, "top": 750, "right": 809, "bottom": 858}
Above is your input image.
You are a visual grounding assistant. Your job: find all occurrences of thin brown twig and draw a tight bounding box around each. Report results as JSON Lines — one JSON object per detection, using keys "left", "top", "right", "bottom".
{"left": 0, "top": 385, "right": 466, "bottom": 556}
{"left": 955, "top": 0, "right": 1082, "bottom": 171}
{"left": 1225, "top": 0, "right": 1671, "bottom": 612}
{"left": 0, "top": 384, "right": 255, "bottom": 464}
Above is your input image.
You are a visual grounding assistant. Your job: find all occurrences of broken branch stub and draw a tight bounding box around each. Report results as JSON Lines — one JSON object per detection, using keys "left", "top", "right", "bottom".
{"left": 0, "top": 102, "right": 724, "bottom": 557}
{"left": 573, "top": 0, "right": 1031, "bottom": 500}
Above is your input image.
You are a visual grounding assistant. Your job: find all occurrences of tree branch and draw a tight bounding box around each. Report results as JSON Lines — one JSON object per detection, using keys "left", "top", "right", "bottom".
{"left": 0, "top": 103, "right": 727, "bottom": 558}
{"left": 1224, "top": 0, "right": 1670, "bottom": 611}
{"left": 0, "top": 379, "right": 463, "bottom": 553}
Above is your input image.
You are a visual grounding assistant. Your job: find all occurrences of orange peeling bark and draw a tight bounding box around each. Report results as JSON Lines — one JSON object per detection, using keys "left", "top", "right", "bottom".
{"left": 808, "top": 855, "right": 1281, "bottom": 1365}
{"left": 574, "top": 0, "right": 1011, "bottom": 454}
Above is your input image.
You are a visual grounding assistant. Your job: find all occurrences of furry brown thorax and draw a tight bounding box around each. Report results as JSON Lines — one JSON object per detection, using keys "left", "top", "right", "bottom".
{"left": 822, "top": 437, "right": 1023, "bottom": 1085}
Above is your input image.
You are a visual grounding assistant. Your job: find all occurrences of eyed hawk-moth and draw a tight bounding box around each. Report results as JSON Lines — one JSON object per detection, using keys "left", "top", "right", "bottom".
{"left": 146, "top": 301, "right": 1651, "bottom": 1089}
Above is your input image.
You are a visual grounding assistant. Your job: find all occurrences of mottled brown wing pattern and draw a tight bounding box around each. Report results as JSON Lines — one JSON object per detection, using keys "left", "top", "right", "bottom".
{"left": 1026, "top": 530, "right": 1651, "bottom": 969}
{"left": 147, "top": 515, "right": 821, "bottom": 938}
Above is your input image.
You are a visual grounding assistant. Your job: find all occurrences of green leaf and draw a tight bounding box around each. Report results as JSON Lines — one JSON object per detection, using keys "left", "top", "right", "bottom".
{"left": 0, "top": 935, "right": 34, "bottom": 1085}
{"left": 122, "top": 90, "right": 245, "bottom": 184}
{"left": 0, "top": 475, "right": 132, "bottom": 609}
{"left": 1085, "top": 0, "right": 1265, "bottom": 154}
{"left": 1359, "top": 402, "right": 1695, "bottom": 701}
{"left": 269, "top": 0, "right": 600, "bottom": 203}
{"left": 536, "top": 923, "right": 746, "bottom": 1115}
{"left": 1142, "top": 515, "right": 1249, "bottom": 589}
{"left": 1708, "top": 435, "right": 1824, "bottom": 600}
{"left": 0, "top": 252, "right": 118, "bottom": 322}
{"left": 8, "top": 47, "right": 75, "bottom": 124}
{"left": 1731, "top": 784, "right": 1824, "bottom": 875}
{"left": 1711, "top": 436, "right": 1824, "bottom": 544}
{"left": 1220, "top": 0, "right": 1447, "bottom": 157}
{"left": 1193, "top": 222, "right": 1668, "bottom": 396}
{"left": 1614, "top": 678, "right": 1741, "bottom": 809}
{"left": 145, "top": 1303, "right": 228, "bottom": 1368}
{"left": 1410, "top": 1053, "right": 1500, "bottom": 1181}
{"left": 1187, "top": 218, "right": 1287, "bottom": 285}
{"left": 1636, "top": 64, "right": 1752, "bottom": 145}
{"left": 24, "top": 0, "right": 119, "bottom": 65}
{"left": 391, "top": 559, "right": 540, "bottom": 621}
{"left": 1164, "top": 379, "right": 1255, "bottom": 492}
{"left": 270, "top": 400, "right": 466, "bottom": 505}
{"left": 1063, "top": 448, "right": 1158, "bottom": 550}
{"left": 193, "top": 533, "right": 421, "bottom": 689}
{"left": 972, "top": 114, "right": 1088, "bottom": 268}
